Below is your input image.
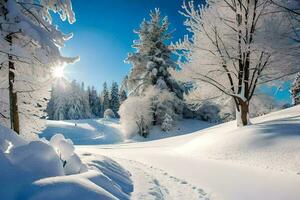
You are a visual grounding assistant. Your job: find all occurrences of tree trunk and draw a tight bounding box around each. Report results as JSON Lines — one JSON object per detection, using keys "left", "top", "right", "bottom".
{"left": 7, "top": 35, "right": 20, "bottom": 134}
{"left": 236, "top": 100, "right": 250, "bottom": 127}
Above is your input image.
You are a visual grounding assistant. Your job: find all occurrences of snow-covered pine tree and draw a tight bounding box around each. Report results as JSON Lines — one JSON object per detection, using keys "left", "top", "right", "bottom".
{"left": 161, "top": 113, "right": 173, "bottom": 131}
{"left": 0, "top": 0, "right": 77, "bottom": 138}
{"left": 120, "top": 9, "right": 186, "bottom": 136}
{"left": 46, "top": 79, "right": 91, "bottom": 120}
{"left": 66, "top": 81, "right": 84, "bottom": 120}
{"left": 52, "top": 79, "right": 69, "bottom": 120}
{"left": 292, "top": 73, "right": 300, "bottom": 105}
{"left": 67, "top": 80, "right": 91, "bottom": 120}
{"left": 88, "top": 86, "right": 101, "bottom": 118}
{"left": 101, "top": 82, "right": 110, "bottom": 114}
{"left": 126, "top": 8, "right": 184, "bottom": 99}
{"left": 110, "top": 82, "right": 120, "bottom": 117}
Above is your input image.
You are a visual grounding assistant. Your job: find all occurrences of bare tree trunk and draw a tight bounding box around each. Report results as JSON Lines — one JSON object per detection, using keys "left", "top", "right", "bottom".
{"left": 236, "top": 100, "right": 249, "bottom": 127}
{"left": 7, "top": 35, "right": 20, "bottom": 134}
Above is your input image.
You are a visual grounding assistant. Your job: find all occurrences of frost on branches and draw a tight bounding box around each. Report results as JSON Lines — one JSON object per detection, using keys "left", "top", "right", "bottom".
{"left": 104, "top": 109, "right": 116, "bottom": 119}
{"left": 161, "top": 113, "right": 173, "bottom": 132}
{"left": 47, "top": 80, "right": 91, "bottom": 120}
{"left": 174, "top": 0, "right": 300, "bottom": 126}
{"left": 125, "top": 8, "right": 183, "bottom": 97}
{"left": 292, "top": 73, "right": 300, "bottom": 105}
{"left": 0, "top": 0, "right": 77, "bottom": 139}
{"left": 121, "top": 9, "right": 185, "bottom": 137}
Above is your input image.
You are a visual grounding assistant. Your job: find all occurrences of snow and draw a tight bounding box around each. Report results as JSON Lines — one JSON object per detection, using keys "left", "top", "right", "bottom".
{"left": 41, "top": 119, "right": 123, "bottom": 145}
{"left": 2, "top": 106, "right": 300, "bottom": 199}
{"left": 76, "top": 106, "right": 300, "bottom": 200}
{"left": 0, "top": 123, "right": 132, "bottom": 200}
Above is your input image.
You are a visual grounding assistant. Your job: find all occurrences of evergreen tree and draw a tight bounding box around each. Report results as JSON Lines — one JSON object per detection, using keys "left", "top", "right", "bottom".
{"left": 88, "top": 86, "right": 101, "bottom": 117}
{"left": 110, "top": 82, "right": 120, "bottom": 117}
{"left": 101, "top": 82, "right": 110, "bottom": 114}
{"left": 120, "top": 9, "right": 185, "bottom": 135}
{"left": 292, "top": 73, "right": 300, "bottom": 105}
{"left": 126, "top": 8, "right": 184, "bottom": 99}
{"left": 66, "top": 80, "right": 90, "bottom": 120}
{"left": 161, "top": 113, "right": 173, "bottom": 131}
{"left": 47, "top": 80, "right": 91, "bottom": 120}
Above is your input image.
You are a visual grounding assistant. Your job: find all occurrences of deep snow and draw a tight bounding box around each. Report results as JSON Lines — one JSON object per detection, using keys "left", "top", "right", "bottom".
{"left": 76, "top": 106, "right": 300, "bottom": 200}
{"left": 0, "top": 125, "right": 133, "bottom": 200}
{"left": 2, "top": 106, "right": 300, "bottom": 199}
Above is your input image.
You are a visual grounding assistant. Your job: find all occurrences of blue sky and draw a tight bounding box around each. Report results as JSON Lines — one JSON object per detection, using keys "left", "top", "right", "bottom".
{"left": 55, "top": 0, "right": 203, "bottom": 89}
{"left": 55, "top": 0, "right": 291, "bottom": 104}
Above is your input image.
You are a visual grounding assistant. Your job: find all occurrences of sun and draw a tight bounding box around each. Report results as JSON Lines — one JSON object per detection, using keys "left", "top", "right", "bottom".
{"left": 51, "top": 66, "right": 65, "bottom": 78}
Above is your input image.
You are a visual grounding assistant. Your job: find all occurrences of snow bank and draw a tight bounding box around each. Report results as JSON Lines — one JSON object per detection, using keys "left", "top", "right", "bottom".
{"left": 0, "top": 125, "right": 132, "bottom": 199}
{"left": 83, "top": 106, "right": 300, "bottom": 200}
{"left": 173, "top": 105, "right": 300, "bottom": 173}
{"left": 41, "top": 119, "right": 123, "bottom": 145}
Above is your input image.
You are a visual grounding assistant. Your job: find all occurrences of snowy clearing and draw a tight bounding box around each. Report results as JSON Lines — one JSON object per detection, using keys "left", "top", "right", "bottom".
{"left": 74, "top": 106, "right": 300, "bottom": 200}
{"left": 2, "top": 106, "right": 300, "bottom": 199}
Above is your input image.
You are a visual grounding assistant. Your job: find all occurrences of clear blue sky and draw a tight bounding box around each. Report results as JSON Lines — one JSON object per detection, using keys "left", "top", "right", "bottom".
{"left": 55, "top": 0, "right": 291, "bottom": 104}
{"left": 55, "top": 0, "right": 203, "bottom": 89}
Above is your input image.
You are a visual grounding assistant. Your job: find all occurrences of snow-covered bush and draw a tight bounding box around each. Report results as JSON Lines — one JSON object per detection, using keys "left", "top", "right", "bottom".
{"left": 0, "top": 125, "right": 133, "bottom": 199}
{"left": 152, "top": 87, "right": 184, "bottom": 125}
{"left": 8, "top": 140, "right": 65, "bottom": 177}
{"left": 119, "top": 86, "right": 183, "bottom": 137}
{"left": 161, "top": 113, "right": 173, "bottom": 131}
{"left": 49, "top": 134, "right": 87, "bottom": 175}
{"left": 195, "top": 103, "right": 221, "bottom": 123}
{"left": 104, "top": 109, "right": 116, "bottom": 119}
{"left": 119, "top": 96, "right": 153, "bottom": 138}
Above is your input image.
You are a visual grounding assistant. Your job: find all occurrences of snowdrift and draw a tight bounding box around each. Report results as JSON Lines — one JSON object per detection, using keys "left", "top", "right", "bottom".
{"left": 41, "top": 119, "right": 123, "bottom": 145}
{"left": 0, "top": 125, "right": 132, "bottom": 200}
{"left": 78, "top": 105, "right": 300, "bottom": 200}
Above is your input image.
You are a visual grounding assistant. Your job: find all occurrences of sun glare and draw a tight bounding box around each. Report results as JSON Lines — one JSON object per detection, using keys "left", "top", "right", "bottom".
{"left": 52, "top": 66, "right": 65, "bottom": 78}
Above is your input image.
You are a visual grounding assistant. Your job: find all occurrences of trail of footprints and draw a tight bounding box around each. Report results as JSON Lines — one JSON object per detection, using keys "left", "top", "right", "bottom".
{"left": 116, "top": 158, "right": 210, "bottom": 200}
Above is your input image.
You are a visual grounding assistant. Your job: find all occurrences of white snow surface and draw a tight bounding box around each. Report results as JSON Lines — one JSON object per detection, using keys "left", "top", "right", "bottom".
{"left": 75, "top": 106, "right": 300, "bottom": 200}
{"left": 0, "top": 125, "right": 132, "bottom": 200}
{"left": 2, "top": 106, "right": 300, "bottom": 199}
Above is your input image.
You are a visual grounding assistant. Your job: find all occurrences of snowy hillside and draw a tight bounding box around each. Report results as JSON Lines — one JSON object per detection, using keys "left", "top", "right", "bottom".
{"left": 2, "top": 106, "right": 300, "bottom": 199}
{"left": 41, "top": 119, "right": 124, "bottom": 145}
{"left": 41, "top": 118, "right": 211, "bottom": 144}
{"left": 75, "top": 106, "right": 300, "bottom": 200}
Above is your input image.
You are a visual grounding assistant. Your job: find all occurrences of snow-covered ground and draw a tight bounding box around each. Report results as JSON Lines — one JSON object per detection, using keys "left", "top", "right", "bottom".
{"left": 2, "top": 106, "right": 300, "bottom": 199}
{"left": 41, "top": 118, "right": 211, "bottom": 144}
{"left": 0, "top": 125, "right": 133, "bottom": 200}
{"left": 76, "top": 106, "right": 300, "bottom": 200}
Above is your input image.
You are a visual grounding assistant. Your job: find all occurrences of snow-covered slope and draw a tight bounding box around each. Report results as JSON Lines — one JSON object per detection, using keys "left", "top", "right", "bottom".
{"left": 75, "top": 106, "right": 300, "bottom": 200}
{"left": 41, "top": 119, "right": 124, "bottom": 145}
{"left": 41, "top": 118, "right": 211, "bottom": 144}
{"left": 0, "top": 125, "right": 133, "bottom": 200}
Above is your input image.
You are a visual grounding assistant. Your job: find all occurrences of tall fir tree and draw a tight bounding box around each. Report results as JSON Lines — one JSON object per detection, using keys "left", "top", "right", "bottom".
{"left": 126, "top": 8, "right": 184, "bottom": 99}
{"left": 46, "top": 79, "right": 91, "bottom": 120}
{"left": 101, "top": 82, "right": 110, "bottom": 113}
{"left": 88, "top": 86, "right": 101, "bottom": 117}
{"left": 110, "top": 82, "right": 120, "bottom": 117}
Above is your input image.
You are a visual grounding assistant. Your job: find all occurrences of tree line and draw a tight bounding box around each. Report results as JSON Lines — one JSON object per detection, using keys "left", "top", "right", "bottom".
{"left": 46, "top": 79, "right": 127, "bottom": 120}
{"left": 1, "top": 0, "right": 300, "bottom": 139}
